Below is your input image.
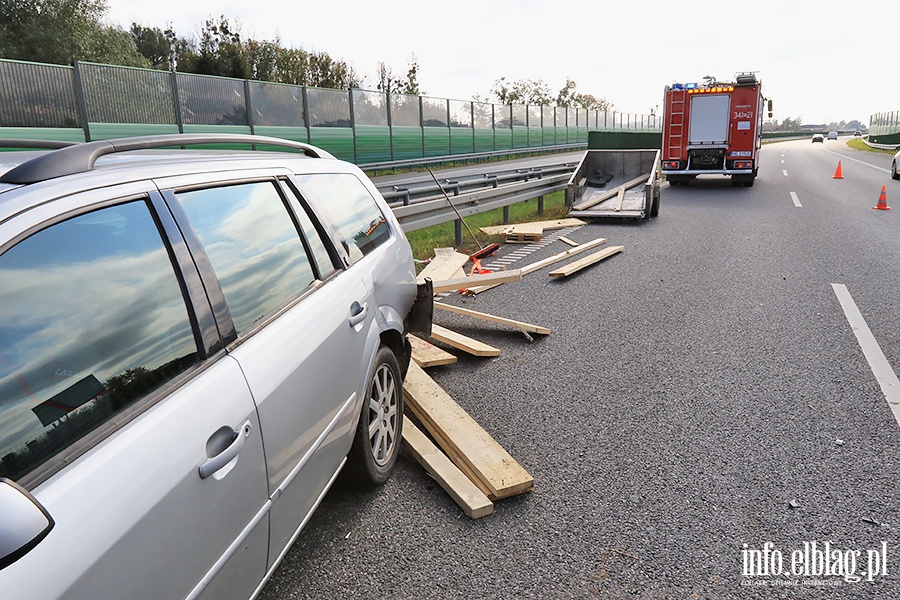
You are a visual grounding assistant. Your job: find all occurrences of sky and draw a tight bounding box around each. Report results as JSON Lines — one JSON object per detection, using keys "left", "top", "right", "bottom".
{"left": 104, "top": 0, "right": 894, "bottom": 126}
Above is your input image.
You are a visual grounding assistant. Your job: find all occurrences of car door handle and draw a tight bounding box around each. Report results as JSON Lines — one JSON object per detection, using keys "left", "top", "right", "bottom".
{"left": 199, "top": 421, "right": 251, "bottom": 480}
{"left": 348, "top": 301, "right": 368, "bottom": 327}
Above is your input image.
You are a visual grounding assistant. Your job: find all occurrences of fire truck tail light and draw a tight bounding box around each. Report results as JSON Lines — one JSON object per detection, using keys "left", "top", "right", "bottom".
{"left": 735, "top": 161, "right": 753, "bottom": 169}
{"left": 663, "top": 161, "right": 681, "bottom": 169}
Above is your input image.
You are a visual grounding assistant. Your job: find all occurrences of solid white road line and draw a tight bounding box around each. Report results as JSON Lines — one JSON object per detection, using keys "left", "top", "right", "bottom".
{"left": 790, "top": 192, "right": 802, "bottom": 207}
{"left": 831, "top": 283, "right": 900, "bottom": 427}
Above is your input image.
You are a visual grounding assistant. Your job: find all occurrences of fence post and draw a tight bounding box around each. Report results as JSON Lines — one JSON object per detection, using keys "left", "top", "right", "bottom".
{"left": 387, "top": 92, "right": 394, "bottom": 162}
{"left": 170, "top": 70, "right": 184, "bottom": 133}
{"left": 349, "top": 89, "right": 358, "bottom": 164}
{"left": 71, "top": 61, "right": 91, "bottom": 142}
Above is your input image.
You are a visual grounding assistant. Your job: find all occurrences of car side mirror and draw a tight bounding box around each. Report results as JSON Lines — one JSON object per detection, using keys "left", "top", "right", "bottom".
{"left": 0, "top": 478, "right": 55, "bottom": 570}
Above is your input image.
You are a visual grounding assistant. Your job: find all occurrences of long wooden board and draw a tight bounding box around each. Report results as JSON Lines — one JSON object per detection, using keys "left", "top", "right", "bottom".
{"left": 402, "top": 416, "right": 494, "bottom": 519}
{"left": 548, "top": 245, "right": 624, "bottom": 277}
{"left": 403, "top": 363, "right": 533, "bottom": 500}
{"left": 409, "top": 335, "right": 457, "bottom": 367}
{"left": 465, "top": 238, "right": 607, "bottom": 294}
{"left": 434, "top": 302, "right": 551, "bottom": 335}
{"left": 430, "top": 269, "right": 522, "bottom": 293}
{"left": 429, "top": 324, "right": 500, "bottom": 357}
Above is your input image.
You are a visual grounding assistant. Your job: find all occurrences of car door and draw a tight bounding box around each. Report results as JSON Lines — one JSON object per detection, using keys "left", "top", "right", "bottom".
{"left": 0, "top": 189, "right": 269, "bottom": 600}
{"left": 166, "top": 177, "right": 373, "bottom": 568}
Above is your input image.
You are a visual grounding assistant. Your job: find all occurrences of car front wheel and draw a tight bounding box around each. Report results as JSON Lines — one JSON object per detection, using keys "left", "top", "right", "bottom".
{"left": 347, "top": 346, "right": 403, "bottom": 485}
{"left": 892, "top": 161, "right": 899, "bottom": 181}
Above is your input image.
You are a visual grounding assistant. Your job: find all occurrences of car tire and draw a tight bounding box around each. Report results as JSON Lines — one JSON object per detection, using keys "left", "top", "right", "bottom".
{"left": 892, "top": 161, "right": 899, "bottom": 181}
{"left": 346, "top": 346, "right": 404, "bottom": 485}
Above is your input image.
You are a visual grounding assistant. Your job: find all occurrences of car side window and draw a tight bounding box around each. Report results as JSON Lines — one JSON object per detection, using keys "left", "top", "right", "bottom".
{"left": 0, "top": 201, "right": 199, "bottom": 483}
{"left": 294, "top": 173, "right": 390, "bottom": 265}
{"left": 174, "top": 181, "right": 316, "bottom": 336}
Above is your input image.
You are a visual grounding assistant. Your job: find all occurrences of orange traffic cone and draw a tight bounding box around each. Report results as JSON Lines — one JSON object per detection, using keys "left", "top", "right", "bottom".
{"left": 833, "top": 161, "right": 844, "bottom": 179}
{"left": 873, "top": 186, "right": 891, "bottom": 211}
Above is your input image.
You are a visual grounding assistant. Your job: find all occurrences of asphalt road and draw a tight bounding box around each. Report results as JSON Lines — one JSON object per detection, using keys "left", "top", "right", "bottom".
{"left": 259, "top": 139, "right": 900, "bottom": 599}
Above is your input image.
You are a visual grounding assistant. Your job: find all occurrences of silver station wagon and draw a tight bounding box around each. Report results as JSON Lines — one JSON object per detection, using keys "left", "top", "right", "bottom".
{"left": 0, "top": 134, "right": 431, "bottom": 599}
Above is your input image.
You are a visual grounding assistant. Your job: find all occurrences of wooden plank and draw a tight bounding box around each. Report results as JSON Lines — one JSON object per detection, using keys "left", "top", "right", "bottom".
{"left": 430, "top": 269, "right": 522, "bottom": 293}
{"left": 402, "top": 416, "right": 494, "bottom": 519}
{"left": 520, "top": 237, "right": 607, "bottom": 275}
{"left": 571, "top": 174, "right": 648, "bottom": 212}
{"left": 464, "top": 238, "right": 607, "bottom": 294}
{"left": 402, "top": 363, "right": 534, "bottom": 500}
{"left": 434, "top": 302, "right": 551, "bottom": 335}
{"left": 558, "top": 236, "right": 579, "bottom": 247}
{"left": 548, "top": 245, "right": 624, "bottom": 277}
{"left": 409, "top": 335, "right": 457, "bottom": 367}
{"left": 417, "top": 247, "right": 470, "bottom": 284}
{"left": 479, "top": 218, "right": 585, "bottom": 236}
{"left": 429, "top": 324, "right": 500, "bottom": 357}
{"left": 613, "top": 185, "right": 626, "bottom": 212}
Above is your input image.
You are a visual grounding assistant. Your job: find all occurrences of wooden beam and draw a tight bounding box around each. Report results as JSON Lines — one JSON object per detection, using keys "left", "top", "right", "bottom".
{"left": 403, "top": 363, "right": 533, "bottom": 500}
{"left": 434, "top": 302, "right": 551, "bottom": 335}
{"left": 429, "top": 324, "right": 500, "bottom": 357}
{"left": 548, "top": 245, "right": 624, "bottom": 277}
{"left": 430, "top": 269, "right": 522, "bottom": 293}
{"left": 409, "top": 335, "right": 457, "bottom": 367}
{"left": 402, "top": 416, "right": 494, "bottom": 519}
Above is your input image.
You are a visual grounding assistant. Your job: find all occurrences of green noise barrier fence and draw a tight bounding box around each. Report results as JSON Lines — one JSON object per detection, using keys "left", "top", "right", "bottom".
{"left": 0, "top": 59, "right": 661, "bottom": 164}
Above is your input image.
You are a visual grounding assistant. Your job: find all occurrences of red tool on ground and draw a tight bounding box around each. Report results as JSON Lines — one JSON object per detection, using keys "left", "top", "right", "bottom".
{"left": 429, "top": 169, "right": 500, "bottom": 272}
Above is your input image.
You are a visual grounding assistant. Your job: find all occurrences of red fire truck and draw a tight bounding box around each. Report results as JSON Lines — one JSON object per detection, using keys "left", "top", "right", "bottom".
{"left": 661, "top": 73, "right": 771, "bottom": 187}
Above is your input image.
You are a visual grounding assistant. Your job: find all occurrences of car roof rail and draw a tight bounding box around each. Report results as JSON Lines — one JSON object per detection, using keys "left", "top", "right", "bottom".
{"left": 0, "top": 133, "right": 330, "bottom": 185}
{"left": 0, "top": 139, "right": 80, "bottom": 150}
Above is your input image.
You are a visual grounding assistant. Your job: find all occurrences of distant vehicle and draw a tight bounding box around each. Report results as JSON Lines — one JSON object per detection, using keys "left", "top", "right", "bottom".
{"left": 892, "top": 148, "right": 899, "bottom": 180}
{"left": 827, "top": 131, "right": 838, "bottom": 140}
{"left": 854, "top": 130, "right": 862, "bottom": 137}
{"left": 812, "top": 134, "right": 824, "bottom": 143}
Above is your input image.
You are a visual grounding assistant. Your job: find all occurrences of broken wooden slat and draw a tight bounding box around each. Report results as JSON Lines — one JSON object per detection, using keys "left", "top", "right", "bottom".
{"left": 417, "top": 247, "right": 470, "bottom": 284}
{"left": 430, "top": 269, "right": 522, "bottom": 293}
{"left": 409, "top": 335, "right": 457, "bottom": 367}
{"left": 434, "top": 302, "right": 551, "bottom": 336}
{"left": 558, "top": 236, "right": 579, "bottom": 247}
{"left": 429, "top": 324, "right": 500, "bottom": 357}
{"left": 548, "top": 245, "right": 624, "bottom": 278}
{"left": 402, "top": 416, "right": 494, "bottom": 519}
{"left": 403, "top": 363, "right": 534, "bottom": 500}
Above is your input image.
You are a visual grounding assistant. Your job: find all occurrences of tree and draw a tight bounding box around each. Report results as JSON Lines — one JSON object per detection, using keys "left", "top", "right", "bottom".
{"left": 0, "top": 0, "right": 147, "bottom": 66}
{"left": 194, "top": 15, "right": 249, "bottom": 79}
{"left": 491, "top": 76, "right": 612, "bottom": 110}
{"left": 376, "top": 55, "right": 420, "bottom": 95}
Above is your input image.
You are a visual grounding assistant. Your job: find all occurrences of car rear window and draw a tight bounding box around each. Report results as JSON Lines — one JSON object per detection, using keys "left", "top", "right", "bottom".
{"left": 294, "top": 173, "right": 390, "bottom": 265}
{"left": 0, "top": 201, "right": 199, "bottom": 482}
{"left": 174, "top": 181, "right": 316, "bottom": 335}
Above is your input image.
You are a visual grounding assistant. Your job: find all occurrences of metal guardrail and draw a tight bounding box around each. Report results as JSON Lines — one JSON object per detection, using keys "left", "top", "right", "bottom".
{"left": 390, "top": 172, "right": 572, "bottom": 233}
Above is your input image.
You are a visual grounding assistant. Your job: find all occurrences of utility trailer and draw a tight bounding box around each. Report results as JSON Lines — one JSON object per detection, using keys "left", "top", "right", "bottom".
{"left": 565, "top": 149, "right": 661, "bottom": 219}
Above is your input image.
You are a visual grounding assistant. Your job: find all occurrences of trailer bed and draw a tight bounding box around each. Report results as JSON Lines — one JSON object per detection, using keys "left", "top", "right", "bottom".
{"left": 565, "top": 149, "right": 660, "bottom": 220}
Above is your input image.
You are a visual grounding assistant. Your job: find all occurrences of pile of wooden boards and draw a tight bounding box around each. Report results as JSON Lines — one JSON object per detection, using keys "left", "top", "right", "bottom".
{"left": 401, "top": 224, "right": 624, "bottom": 518}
